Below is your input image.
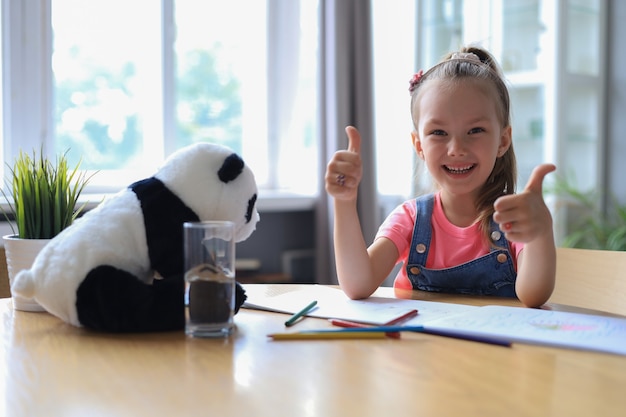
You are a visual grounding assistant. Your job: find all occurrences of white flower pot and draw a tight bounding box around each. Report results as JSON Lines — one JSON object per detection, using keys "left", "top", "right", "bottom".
{"left": 3, "top": 234, "right": 49, "bottom": 312}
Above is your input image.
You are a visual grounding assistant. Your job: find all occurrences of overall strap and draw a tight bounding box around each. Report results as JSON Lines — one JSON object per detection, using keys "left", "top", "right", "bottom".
{"left": 406, "top": 193, "right": 435, "bottom": 267}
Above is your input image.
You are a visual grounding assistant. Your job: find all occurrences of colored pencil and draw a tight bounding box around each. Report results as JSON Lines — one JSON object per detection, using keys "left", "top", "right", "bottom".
{"left": 384, "top": 309, "right": 419, "bottom": 325}
{"left": 420, "top": 328, "right": 512, "bottom": 347}
{"left": 303, "top": 325, "right": 512, "bottom": 347}
{"left": 328, "top": 319, "right": 402, "bottom": 339}
{"left": 268, "top": 332, "right": 390, "bottom": 340}
{"left": 284, "top": 300, "right": 318, "bottom": 327}
{"left": 302, "top": 325, "right": 426, "bottom": 334}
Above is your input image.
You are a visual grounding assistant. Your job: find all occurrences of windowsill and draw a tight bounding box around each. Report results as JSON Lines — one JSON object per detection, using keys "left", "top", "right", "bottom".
{"left": 255, "top": 190, "right": 317, "bottom": 212}
{"left": 0, "top": 190, "right": 318, "bottom": 242}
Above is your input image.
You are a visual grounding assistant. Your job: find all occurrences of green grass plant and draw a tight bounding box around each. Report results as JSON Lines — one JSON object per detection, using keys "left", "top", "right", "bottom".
{"left": 1, "top": 149, "right": 94, "bottom": 239}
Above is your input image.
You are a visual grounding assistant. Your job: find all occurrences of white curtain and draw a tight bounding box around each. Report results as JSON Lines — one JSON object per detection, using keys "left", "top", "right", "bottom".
{"left": 316, "top": 0, "right": 379, "bottom": 284}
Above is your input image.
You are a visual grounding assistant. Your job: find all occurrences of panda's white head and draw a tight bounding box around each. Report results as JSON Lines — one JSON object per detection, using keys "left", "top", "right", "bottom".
{"left": 154, "top": 142, "right": 259, "bottom": 242}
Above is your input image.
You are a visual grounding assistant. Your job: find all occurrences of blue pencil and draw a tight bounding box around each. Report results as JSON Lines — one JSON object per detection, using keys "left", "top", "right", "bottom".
{"left": 301, "top": 325, "right": 425, "bottom": 333}
{"left": 420, "top": 328, "right": 512, "bottom": 347}
{"left": 299, "top": 325, "right": 511, "bottom": 347}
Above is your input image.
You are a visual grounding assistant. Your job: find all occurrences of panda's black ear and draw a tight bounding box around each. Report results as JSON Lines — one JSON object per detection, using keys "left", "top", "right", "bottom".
{"left": 218, "top": 153, "right": 245, "bottom": 183}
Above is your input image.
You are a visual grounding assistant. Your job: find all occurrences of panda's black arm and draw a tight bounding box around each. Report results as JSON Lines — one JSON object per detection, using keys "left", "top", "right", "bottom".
{"left": 76, "top": 265, "right": 248, "bottom": 333}
{"left": 130, "top": 177, "right": 199, "bottom": 278}
{"left": 76, "top": 266, "right": 185, "bottom": 332}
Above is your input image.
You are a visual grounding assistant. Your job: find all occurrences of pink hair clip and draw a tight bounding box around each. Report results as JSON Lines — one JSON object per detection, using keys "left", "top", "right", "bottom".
{"left": 408, "top": 70, "right": 424, "bottom": 94}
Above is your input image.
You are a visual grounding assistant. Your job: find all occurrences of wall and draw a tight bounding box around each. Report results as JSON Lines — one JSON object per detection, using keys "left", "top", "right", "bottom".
{"left": 236, "top": 209, "right": 316, "bottom": 282}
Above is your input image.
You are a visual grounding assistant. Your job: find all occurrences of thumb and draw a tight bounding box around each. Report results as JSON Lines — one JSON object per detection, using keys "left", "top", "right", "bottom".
{"left": 524, "top": 163, "right": 556, "bottom": 194}
{"left": 345, "top": 126, "right": 362, "bottom": 154}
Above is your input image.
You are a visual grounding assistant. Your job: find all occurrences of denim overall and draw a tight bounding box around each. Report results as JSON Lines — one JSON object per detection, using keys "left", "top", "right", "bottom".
{"left": 405, "top": 194, "right": 517, "bottom": 297}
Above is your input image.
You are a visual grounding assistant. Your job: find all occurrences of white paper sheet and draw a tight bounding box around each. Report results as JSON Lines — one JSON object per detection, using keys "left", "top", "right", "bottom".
{"left": 242, "top": 284, "right": 476, "bottom": 325}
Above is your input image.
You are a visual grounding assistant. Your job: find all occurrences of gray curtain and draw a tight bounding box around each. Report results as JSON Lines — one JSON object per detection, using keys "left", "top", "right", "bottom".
{"left": 316, "top": 0, "right": 379, "bottom": 284}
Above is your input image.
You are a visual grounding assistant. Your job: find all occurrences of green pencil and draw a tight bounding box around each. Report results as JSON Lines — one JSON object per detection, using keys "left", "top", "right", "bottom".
{"left": 284, "top": 300, "right": 318, "bottom": 327}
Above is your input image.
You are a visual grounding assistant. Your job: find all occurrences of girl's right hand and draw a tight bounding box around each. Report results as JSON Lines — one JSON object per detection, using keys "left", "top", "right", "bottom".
{"left": 325, "top": 126, "right": 363, "bottom": 202}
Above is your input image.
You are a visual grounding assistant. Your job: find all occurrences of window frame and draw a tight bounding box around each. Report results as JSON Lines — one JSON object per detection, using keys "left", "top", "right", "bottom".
{"left": 2, "top": 0, "right": 53, "bottom": 168}
{"left": 1, "top": 0, "right": 319, "bottom": 213}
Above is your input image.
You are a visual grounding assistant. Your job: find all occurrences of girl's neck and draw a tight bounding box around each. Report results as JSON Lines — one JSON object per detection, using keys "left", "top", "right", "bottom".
{"left": 438, "top": 191, "right": 480, "bottom": 227}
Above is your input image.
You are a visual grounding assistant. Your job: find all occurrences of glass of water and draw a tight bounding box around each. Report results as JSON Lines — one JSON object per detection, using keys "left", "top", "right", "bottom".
{"left": 184, "top": 221, "right": 236, "bottom": 338}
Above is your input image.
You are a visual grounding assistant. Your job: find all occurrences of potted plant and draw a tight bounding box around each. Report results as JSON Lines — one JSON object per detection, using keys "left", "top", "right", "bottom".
{"left": 1, "top": 148, "right": 94, "bottom": 311}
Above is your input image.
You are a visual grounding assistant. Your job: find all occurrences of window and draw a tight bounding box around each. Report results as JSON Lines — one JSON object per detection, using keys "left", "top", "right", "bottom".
{"left": 371, "top": 0, "right": 418, "bottom": 210}
{"left": 3, "top": 0, "right": 319, "bottom": 200}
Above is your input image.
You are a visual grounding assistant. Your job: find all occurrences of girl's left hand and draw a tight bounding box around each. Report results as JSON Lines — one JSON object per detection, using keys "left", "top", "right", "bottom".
{"left": 492, "top": 163, "right": 556, "bottom": 243}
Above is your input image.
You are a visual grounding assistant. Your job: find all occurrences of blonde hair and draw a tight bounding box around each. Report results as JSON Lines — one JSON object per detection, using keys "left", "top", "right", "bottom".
{"left": 409, "top": 46, "right": 517, "bottom": 243}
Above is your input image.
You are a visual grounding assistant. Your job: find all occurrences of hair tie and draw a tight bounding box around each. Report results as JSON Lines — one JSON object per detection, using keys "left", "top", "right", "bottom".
{"left": 450, "top": 52, "right": 481, "bottom": 63}
{"left": 408, "top": 70, "right": 424, "bottom": 94}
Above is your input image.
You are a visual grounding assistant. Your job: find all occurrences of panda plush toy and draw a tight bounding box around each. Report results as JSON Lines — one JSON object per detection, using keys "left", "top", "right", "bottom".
{"left": 10, "top": 142, "right": 259, "bottom": 332}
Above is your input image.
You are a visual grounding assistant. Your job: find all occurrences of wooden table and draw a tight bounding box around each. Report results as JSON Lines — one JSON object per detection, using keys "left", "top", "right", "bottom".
{"left": 1, "top": 285, "right": 625, "bottom": 417}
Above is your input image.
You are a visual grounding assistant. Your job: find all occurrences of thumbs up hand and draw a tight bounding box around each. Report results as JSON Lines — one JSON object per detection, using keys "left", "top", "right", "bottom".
{"left": 325, "top": 126, "right": 363, "bottom": 202}
{"left": 493, "top": 163, "right": 556, "bottom": 243}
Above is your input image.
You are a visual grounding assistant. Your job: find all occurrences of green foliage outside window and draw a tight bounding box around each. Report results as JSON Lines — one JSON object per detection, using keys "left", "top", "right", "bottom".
{"left": 54, "top": 47, "right": 241, "bottom": 170}
{"left": 550, "top": 175, "right": 626, "bottom": 251}
{"left": 175, "top": 48, "right": 242, "bottom": 154}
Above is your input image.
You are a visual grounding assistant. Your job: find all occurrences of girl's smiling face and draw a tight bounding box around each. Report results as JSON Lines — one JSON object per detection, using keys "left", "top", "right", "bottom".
{"left": 413, "top": 79, "right": 511, "bottom": 200}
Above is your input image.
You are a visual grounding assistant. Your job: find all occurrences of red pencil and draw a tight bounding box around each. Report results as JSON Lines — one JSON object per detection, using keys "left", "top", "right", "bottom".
{"left": 329, "top": 319, "right": 372, "bottom": 329}
{"left": 384, "top": 309, "right": 419, "bottom": 325}
{"left": 328, "top": 318, "right": 404, "bottom": 339}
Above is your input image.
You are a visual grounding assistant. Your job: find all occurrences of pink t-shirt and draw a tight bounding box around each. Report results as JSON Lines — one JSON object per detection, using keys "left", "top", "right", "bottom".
{"left": 375, "top": 193, "right": 524, "bottom": 290}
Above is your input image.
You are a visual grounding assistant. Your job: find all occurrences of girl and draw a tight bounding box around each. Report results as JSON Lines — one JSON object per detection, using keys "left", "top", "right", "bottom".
{"left": 325, "top": 46, "right": 556, "bottom": 308}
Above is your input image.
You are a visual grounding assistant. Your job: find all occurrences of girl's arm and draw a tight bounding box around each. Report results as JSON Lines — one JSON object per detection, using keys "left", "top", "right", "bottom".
{"left": 326, "top": 127, "right": 398, "bottom": 299}
{"left": 333, "top": 199, "right": 399, "bottom": 299}
{"left": 515, "top": 231, "right": 556, "bottom": 307}
{"left": 493, "top": 163, "right": 557, "bottom": 307}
